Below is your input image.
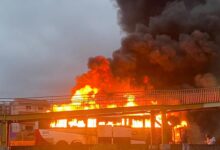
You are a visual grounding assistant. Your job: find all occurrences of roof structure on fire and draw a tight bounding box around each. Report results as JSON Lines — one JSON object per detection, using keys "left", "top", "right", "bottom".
{"left": 1, "top": 87, "right": 220, "bottom": 122}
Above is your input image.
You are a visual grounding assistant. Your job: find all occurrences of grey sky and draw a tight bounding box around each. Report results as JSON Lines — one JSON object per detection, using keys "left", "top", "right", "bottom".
{"left": 0, "top": 0, "right": 121, "bottom": 97}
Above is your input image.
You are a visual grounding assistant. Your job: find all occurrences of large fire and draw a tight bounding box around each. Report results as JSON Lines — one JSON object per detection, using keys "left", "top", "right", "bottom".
{"left": 52, "top": 85, "right": 99, "bottom": 112}
{"left": 50, "top": 85, "right": 187, "bottom": 135}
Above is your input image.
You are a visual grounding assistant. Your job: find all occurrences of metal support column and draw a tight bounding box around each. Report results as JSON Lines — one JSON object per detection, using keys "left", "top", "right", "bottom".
{"left": 161, "top": 110, "right": 168, "bottom": 144}
{"left": 150, "top": 111, "right": 155, "bottom": 145}
{"left": 1, "top": 121, "right": 9, "bottom": 148}
{"left": 160, "top": 110, "right": 170, "bottom": 150}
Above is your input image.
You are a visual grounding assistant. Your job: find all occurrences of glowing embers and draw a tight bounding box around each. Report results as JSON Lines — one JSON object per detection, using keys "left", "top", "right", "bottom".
{"left": 71, "top": 85, "right": 98, "bottom": 104}
{"left": 105, "top": 94, "right": 137, "bottom": 108}
{"left": 98, "top": 118, "right": 129, "bottom": 127}
{"left": 50, "top": 84, "right": 188, "bottom": 131}
{"left": 68, "top": 119, "right": 86, "bottom": 128}
{"left": 87, "top": 118, "right": 97, "bottom": 128}
{"left": 52, "top": 86, "right": 140, "bottom": 112}
{"left": 172, "top": 120, "right": 188, "bottom": 143}
{"left": 132, "top": 119, "right": 144, "bottom": 128}
{"left": 49, "top": 115, "right": 188, "bottom": 131}
{"left": 106, "top": 104, "right": 117, "bottom": 108}
{"left": 52, "top": 104, "right": 80, "bottom": 112}
{"left": 124, "top": 94, "right": 137, "bottom": 107}
{"left": 174, "top": 120, "right": 187, "bottom": 129}
{"left": 131, "top": 114, "right": 162, "bottom": 128}
{"left": 50, "top": 118, "right": 97, "bottom": 128}
{"left": 52, "top": 85, "right": 99, "bottom": 112}
{"left": 71, "top": 85, "right": 99, "bottom": 110}
{"left": 50, "top": 119, "right": 68, "bottom": 128}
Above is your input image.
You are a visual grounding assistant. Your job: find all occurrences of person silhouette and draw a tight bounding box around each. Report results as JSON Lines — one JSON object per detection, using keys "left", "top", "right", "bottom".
{"left": 205, "top": 134, "right": 216, "bottom": 145}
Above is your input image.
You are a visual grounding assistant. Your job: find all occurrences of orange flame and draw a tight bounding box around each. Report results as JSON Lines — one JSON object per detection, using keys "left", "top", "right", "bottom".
{"left": 50, "top": 85, "right": 99, "bottom": 128}
{"left": 172, "top": 120, "right": 188, "bottom": 143}
{"left": 174, "top": 120, "right": 188, "bottom": 129}
{"left": 71, "top": 85, "right": 98, "bottom": 104}
{"left": 50, "top": 85, "right": 187, "bottom": 132}
{"left": 124, "top": 94, "right": 137, "bottom": 107}
{"left": 50, "top": 119, "right": 68, "bottom": 128}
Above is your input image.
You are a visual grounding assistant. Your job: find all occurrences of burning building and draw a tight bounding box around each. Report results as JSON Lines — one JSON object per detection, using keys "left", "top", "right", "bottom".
{"left": 60, "top": 0, "right": 220, "bottom": 142}
{"left": 40, "top": 0, "right": 220, "bottom": 146}
{"left": 47, "top": 85, "right": 189, "bottom": 145}
{"left": 0, "top": 0, "right": 219, "bottom": 148}
{"left": 42, "top": 0, "right": 220, "bottom": 145}
{"left": 66, "top": 0, "right": 220, "bottom": 109}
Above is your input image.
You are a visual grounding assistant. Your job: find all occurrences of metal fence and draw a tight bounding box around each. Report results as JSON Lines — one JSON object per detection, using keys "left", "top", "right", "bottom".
{"left": 1, "top": 87, "right": 220, "bottom": 113}
{"left": 48, "top": 88, "right": 220, "bottom": 110}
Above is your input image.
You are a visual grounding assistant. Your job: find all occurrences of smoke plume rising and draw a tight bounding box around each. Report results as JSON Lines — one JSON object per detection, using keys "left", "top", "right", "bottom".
{"left": 75, "top": 0, "right": 220, "bottom": 91}
{"left": 73, "top": 0, "right": 220, "bottom": 139}
{"left": 112, "top": 0, "right": 220, "bottom": 89}
{"left": 112, "top": 0, "right": 220, "bottom": 140}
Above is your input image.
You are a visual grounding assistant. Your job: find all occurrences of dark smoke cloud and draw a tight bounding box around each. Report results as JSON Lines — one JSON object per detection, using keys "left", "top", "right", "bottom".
{"left": 115, "top": 0, "right": 206, "bottom": 33}
{"left": 112, "top": 0, "right": 220, "bottom": 89}
{"left": 111, "top": 0, "right": 220, "bottom": 139}
{"left": 148, "top": 1, "right": 220, "bottom": 39}
{"left": 187, "top": 109, "right": 220, "bottom": 142}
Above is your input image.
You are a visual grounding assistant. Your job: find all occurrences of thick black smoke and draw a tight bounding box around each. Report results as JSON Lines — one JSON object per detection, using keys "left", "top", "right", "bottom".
{"left": 74, "top": 0, "right": 220, "bottom": 138}
{"left": 112, "top": 0, "right": 220, "bottom": 89}
{"left": 187, "top": 109, "right": 220, "bottom": 142}
{"left": 112, "top": 0, "right": 220, "bottom": 138}
{"left": 115, "top": 0, "right": 206, "bottom": 33}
